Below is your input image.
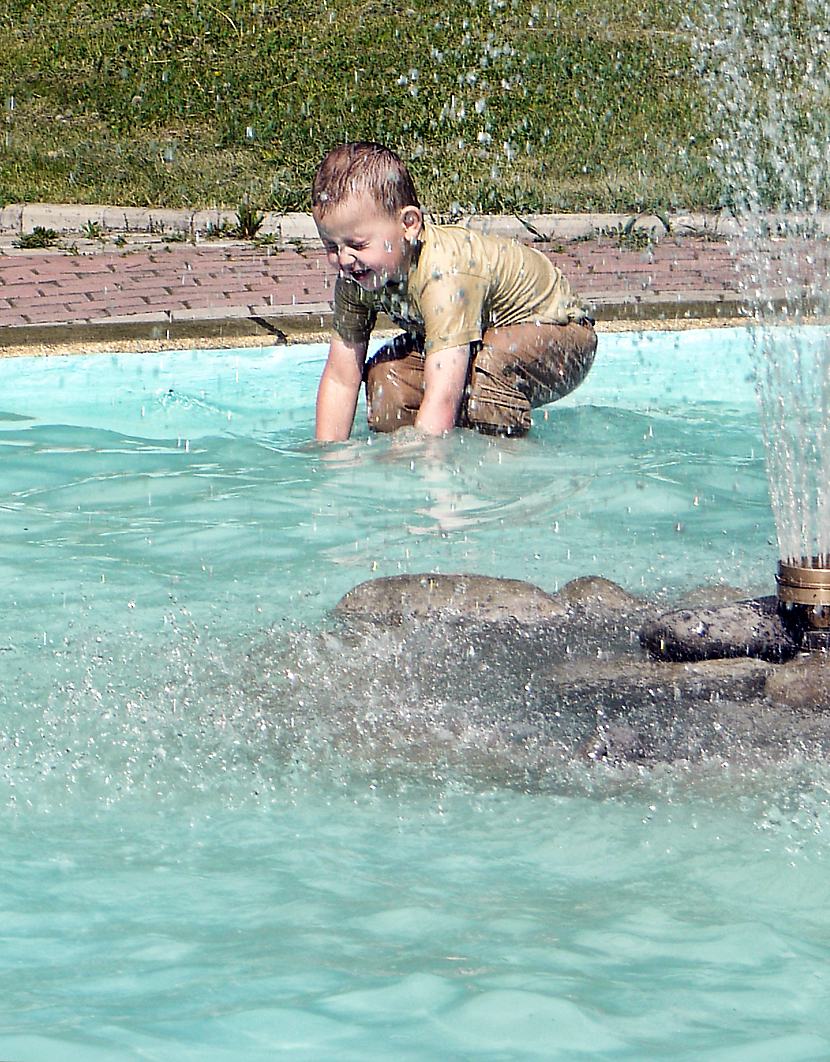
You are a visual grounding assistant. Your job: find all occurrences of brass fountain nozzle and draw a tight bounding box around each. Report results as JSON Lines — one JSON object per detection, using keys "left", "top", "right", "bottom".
{"left": 776, "top": 558, "right": 830, "bottom": 648}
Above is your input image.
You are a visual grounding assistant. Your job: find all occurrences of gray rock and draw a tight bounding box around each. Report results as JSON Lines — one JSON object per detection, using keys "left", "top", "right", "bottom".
{"left": 335, "top": 573, "right": 647, "bottom": 629}
{"left": 554, "top": 575, "right": 642, "bottom": 614}
{"left": 335, "top": 573, "right": 567, "bottom": 625}
{"left": 639, "top": 597, "right": 798, "bottom": 663}
{"left": 334, "top": 573, "right": 653, "bottom": 675}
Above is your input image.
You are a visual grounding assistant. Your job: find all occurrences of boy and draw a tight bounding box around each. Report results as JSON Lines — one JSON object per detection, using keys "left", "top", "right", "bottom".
{"left": 312, "top": 142, "right": 596, "bottom": 440}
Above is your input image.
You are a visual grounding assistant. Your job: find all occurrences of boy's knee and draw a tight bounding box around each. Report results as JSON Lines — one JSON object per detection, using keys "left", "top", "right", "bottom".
{"left": 462, "top": 378, "right": 532, "bottom": 435}
{"left": 559, "top": 321, "right": 597, "bottom": 396}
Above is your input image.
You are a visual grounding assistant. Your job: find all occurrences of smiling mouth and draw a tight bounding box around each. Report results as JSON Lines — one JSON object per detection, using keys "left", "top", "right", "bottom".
{"left": 348, "top": 267, "right": 373, "bottom": 284}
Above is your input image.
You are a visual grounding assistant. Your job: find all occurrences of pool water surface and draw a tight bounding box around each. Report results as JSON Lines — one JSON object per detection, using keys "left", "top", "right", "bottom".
{"left": 0, "top": 328, "right": 828, "bottom": 1061}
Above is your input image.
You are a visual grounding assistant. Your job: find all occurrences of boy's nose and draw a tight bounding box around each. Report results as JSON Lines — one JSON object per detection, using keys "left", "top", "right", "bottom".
{"left": 338, "top": 247, "right": 356, "bottom": 269}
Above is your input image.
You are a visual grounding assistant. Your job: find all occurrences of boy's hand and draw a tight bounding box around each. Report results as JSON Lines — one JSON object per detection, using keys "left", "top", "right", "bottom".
{"left": 415, "top": 345, "right": 471, "bottom": 435}
{"left": 315, "top": 336, "right": 367, "bottom": 440}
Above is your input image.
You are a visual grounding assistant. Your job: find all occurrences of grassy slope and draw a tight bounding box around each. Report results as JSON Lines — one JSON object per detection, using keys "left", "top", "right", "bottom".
{"left": 0, "top": 0, "right": 718, "bottom": 212}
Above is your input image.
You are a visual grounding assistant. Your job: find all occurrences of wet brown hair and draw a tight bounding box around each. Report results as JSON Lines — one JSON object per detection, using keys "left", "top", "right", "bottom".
{"left": 311, "top": 143, "right": 420, "bottom": 218}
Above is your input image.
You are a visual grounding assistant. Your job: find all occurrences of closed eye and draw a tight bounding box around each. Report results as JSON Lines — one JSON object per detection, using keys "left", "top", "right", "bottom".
{"left": 323, "top": 241, "right": 366, "bottom": 254}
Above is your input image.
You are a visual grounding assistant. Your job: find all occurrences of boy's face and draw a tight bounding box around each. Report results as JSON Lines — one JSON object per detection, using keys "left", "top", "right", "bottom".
{"left": 314, "top": 194, "right": 422, "bottom": 292}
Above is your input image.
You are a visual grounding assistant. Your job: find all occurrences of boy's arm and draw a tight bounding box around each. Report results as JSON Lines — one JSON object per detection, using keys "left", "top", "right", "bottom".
{"left": 315, "top": 335, "right": 368, "bottom": 440}
{"left": 415, "top": 344, "right": 471, "bottom": 435}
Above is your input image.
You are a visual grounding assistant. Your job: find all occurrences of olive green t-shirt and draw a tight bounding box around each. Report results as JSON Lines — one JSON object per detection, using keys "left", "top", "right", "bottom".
{"left": 331, "top": 220, "right": 589, "bottom": 356}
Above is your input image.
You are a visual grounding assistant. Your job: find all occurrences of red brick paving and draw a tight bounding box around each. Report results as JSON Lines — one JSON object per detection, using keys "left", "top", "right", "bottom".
{"left": 0, "top": 225, "right": 826, "bottom": 345}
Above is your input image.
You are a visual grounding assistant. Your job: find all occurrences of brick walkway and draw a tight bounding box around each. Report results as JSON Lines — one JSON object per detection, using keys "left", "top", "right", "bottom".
{"left": 0, "top": 208, "right": 826, "bottom": 349}
{"left": 0, "top": 242, "right": 335, "bottom": 343}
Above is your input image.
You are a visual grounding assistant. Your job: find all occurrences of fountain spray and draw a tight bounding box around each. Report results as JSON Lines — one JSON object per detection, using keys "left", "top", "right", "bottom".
{"left": 754, "top": 320, "right": 830, "bottom": 648}
{"left": 696, "top": 0, "right": 830, "bottom": 650}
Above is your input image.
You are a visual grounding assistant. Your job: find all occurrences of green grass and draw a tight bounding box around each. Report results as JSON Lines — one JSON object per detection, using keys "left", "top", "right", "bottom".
{"left": 0, "top": 0, "right": 784, "bottom": 213}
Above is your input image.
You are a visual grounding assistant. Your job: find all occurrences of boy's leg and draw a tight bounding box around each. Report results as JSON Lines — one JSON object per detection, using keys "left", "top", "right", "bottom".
{"left": 462, "top": 320, "right": 597, "bottom": 435}
{"left": 365, "top": 320, "right": 596, "bottom": 435}
{"left": 364, "top": 333, "right": 426, "bottom": 432}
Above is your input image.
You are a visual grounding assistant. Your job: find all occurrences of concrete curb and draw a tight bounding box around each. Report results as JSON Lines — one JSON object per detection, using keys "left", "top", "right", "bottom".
{"left": 0, "top": 203, "right": 739, "bottom": 243}
{"left": 0, "top": 205, "right": 316, "bottom": 242}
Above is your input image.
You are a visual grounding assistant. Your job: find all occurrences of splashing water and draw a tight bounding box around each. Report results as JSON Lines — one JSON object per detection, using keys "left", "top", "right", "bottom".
{"left": 753, "top": 326, "right": 830, "bottom": 565}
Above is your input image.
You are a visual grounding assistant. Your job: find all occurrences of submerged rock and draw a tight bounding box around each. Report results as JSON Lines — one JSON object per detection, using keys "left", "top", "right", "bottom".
{"left": 579, "top": 723, "right": 656, "bottom": 765}
{"left": 765, "top": 651, "right": 830, "bottom": 709}
{"left": 542, "top": 657, "right": 775, "bottom": 764}
{"left": 300, "top": 572, "right": 830, "bottom": 772}
{"left": 542, "top": 656, "right": 775, "bottom": 710}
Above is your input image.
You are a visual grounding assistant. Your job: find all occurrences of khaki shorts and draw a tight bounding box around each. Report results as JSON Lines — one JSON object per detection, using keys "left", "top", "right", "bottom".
{"left": 364, "top": 319, "right": 597, "bottom": 435}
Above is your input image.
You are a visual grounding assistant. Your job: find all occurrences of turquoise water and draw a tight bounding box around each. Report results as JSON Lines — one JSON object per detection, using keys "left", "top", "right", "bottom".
{"left": 1, "top": 328, "right": 829, "bottom": 1060}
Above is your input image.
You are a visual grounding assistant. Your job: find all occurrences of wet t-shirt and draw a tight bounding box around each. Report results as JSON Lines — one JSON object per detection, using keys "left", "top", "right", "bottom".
{"left": 331, "top": 220, "right": 589, "bottom": 356}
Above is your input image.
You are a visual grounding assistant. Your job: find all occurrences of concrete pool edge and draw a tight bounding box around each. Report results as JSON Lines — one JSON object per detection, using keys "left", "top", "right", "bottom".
{"left": 0, "top": 288, "right": 758, "bottom": 358}
{"left": 0, "top": 311, "right": 779, "bottom": 361}
{"left": 0, "top": 316, "right": 758, "bottom": 361}
{"left": 11, "top": 310, "right": 830, "bottom": 360}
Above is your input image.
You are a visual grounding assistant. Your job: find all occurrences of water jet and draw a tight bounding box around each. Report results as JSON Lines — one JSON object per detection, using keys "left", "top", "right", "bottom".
{"left": 696, "top": 0, "right": 830, "bottom": 659}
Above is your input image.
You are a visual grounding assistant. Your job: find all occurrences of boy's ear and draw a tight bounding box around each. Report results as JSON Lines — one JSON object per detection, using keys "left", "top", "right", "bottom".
{"left": 401, "top": 205, "right": 423, "bottom": 241}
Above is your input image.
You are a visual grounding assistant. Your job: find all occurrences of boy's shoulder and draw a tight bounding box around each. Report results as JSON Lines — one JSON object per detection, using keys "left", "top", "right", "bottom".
{"left": 415, "top": 219, "right": 531, "bottom": 279}
{"left": 421, "top": 218, "right": 512, "bottom": 244}
{"left": 420, "top": 218, "right": 530, "bottom": 257}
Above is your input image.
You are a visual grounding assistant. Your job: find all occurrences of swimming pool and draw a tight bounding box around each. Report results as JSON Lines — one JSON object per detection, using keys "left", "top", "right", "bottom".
{"left": 1, "top": 329, "right": 828, "bottom": 1060}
